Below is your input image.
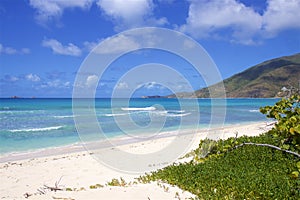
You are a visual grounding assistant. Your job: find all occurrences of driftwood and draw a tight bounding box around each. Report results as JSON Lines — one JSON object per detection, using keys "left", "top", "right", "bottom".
{"left": 41, "top": 176, "right": 64, "bottom": 192}
{"left": 43, "top": 184, "right": 63, "bottom": 191}
{"left": 233, "top": 142, "right": 300, "bottom": 158}
{"left": 24, "top": 176, "right": 64, "bottom": 198}
{"left": 43, "top": 176, "right": 64, "bottom": 191}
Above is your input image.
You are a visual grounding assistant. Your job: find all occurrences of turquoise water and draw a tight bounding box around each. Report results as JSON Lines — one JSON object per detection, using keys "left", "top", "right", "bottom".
{"left": 0, "top": 98, "right": 278, "bottom": 154}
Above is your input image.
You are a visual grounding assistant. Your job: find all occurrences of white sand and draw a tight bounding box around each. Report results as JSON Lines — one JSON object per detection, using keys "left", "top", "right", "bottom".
{"left": 0, "top": 122, "right": 272, "bottom": 199}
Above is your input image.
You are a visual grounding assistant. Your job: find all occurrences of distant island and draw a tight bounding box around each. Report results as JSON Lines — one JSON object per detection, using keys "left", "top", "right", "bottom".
{"left": 10, "top": 96, "right": 21, "bottom": 99}
{"left": 10, "top": 96, "right": 36, "bottom": 99}
{"left": 141, "top": 95, "right": 163, "bottom": 99}
{"left": 165, "top": 53, "right": 300, "bottom": 98}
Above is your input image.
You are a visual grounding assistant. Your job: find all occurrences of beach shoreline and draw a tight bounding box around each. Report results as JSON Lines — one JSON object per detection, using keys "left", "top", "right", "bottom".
{"left": 0, "top": 121, "right": 271, "bottom": 163}
{"left": 0, "top": 121, "right": 273, "bottom": 199}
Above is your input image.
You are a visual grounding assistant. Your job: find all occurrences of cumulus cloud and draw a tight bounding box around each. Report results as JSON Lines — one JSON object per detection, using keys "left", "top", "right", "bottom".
{"left": 115, "top": 81, "right": 128, "bottom": 89}
{"left": 26, "top": 74, "right": 41, "bottom": 82}
{"left": 83, "top": 40, "right": 99, "bottom": 52}
{"left": 137, "top": 82, "right": 162, "bottom": 90}
{"left": 86, "top": 75, "right": 98, "bottom": 88}
{"left": 180, "top": 0, "right": 300, "bottom": 44}
{"left": 0, "top": 44, "right": 30, "bottom": 55}
{"left": 97, "top": 0, "right": 167, "bottom": 30}
{"left": 180, "top": 0, "right": 262, "bottom": 44}
{"left": 262, "top": 0, "right": 300, "bottom": 37}
{"left": 29, "top": 0, "right": 93, "bottom": 24}
{"left": 29, "top": 0, "right": 167, "bottom": 28}
{"left": 42, "top": 39, "right": 82, "bottom": 56}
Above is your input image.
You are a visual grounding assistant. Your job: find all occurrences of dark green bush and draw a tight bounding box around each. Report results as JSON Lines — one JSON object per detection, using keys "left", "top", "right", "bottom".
{"left": 142, "top": 135, "right": 300, "bottom": 199}
{"left": 137, "top": 96, "right": 300, "bottom": 199}
{"left": 260, "top": 94, "right": 300, "bottom": 150}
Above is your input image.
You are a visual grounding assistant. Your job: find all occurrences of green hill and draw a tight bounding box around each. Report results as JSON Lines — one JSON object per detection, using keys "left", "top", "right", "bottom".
{"left": 168, "top": 53, "right": 300, "bottom": 98}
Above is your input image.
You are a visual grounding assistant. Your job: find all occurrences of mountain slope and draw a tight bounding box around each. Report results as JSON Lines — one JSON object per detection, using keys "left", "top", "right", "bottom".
{"left": 169, "top": 53, "right": 300, "bottom": 98}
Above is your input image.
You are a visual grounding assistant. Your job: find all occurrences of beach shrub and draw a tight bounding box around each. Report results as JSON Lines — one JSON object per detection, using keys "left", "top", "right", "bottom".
{"left": 136, "top": 96, "right": 300, "bottom": 199}
{"left": 107, "top": 178, "right": 126, "bottom": 187}
{"left": 141, "top": 134, "right": 300, "bottom": 199}
{"left": 260, "top": 94, "right": 300, "bottom": 150}
{"left": 89, "top": 184, "right": 103, "bottom": 189}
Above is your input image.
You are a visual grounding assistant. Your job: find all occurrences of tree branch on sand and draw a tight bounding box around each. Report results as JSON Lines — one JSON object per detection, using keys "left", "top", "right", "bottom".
{"left": 232, "top": 142, "right": 300, "bottom": 158}
{"left": 43, "top": 176, "right": 64, "bottom": 192}
{"left": 24, "top": 176, "right": 65, "bottom": 198}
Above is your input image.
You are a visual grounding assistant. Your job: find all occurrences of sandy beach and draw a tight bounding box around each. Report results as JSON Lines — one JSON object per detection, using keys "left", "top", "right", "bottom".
{"left": 0, "top": 122, "right": 272, "bottom": 199}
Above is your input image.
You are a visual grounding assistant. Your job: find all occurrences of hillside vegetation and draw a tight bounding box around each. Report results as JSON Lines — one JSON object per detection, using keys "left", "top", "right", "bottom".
{"left": 168, "top": 53, "right": 300, "bottom": 98}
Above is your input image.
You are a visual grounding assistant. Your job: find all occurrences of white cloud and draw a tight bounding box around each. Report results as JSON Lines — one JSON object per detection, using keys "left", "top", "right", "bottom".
{"left": 180, "top": 0, "right": 262, "bottom": 44}
{"left": 89, "top": 34, "right": 140, "bottom": 54}
{"left": 42, "top": 39, "right": 82, "bottom": 56}
{"left": 180, "top": 0, "right": 300, "bottom": 45}
{"left": 40, "top": 79, "right": 70, "bottom": 89}
{"left": 47, "top": 80, "right": 60, "bottom": 87}
{"left": 86, "top": 75, "right": 98, "bottom": 88}
{"left": 2, "top": 47, "right": 17, "bottom": 54}
{"left": 26, "top": 74, "right": 41, "bottom": 82}
{"left": 115, "top": 82, "right": 128, "bottom": 89}
{"left": 0, "top": 44, "right": 30, "bottom": 55}
{"left": 262, "top": 0, "right": 300, "bottom": 37}
{"left": 183, "top": 39, "right": 196, "bottom": 49}
{"left": 83, "top": 41, "right": 99, "bottom": 52}
{"left": 64, "top": 81, "right": 70, "bottom": 87}
{"left": 29, "top": 0, "right": 167, "bottom": 28}
{"left": 97, "top": 0, "right": 167, "bottom": 30}
{"left": 138, "top": 82, "right": 162, "bottom": 90}
{"left": 29, "top": 0, "right": 93, "bottom": 24}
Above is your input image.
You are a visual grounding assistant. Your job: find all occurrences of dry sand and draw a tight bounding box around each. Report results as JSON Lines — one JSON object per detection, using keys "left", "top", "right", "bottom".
{"left": 0, "top": 122, "right": 272, "bottom": 199}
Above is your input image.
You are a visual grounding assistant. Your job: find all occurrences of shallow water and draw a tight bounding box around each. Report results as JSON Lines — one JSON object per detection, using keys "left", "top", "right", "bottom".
{"left": 0, "top": 98, "right": 278, "bottom": 154}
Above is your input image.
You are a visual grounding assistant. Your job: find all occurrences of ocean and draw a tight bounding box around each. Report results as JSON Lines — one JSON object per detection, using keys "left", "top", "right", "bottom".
{"left": 0, "top": 98, "right": 278, "bottom": 155}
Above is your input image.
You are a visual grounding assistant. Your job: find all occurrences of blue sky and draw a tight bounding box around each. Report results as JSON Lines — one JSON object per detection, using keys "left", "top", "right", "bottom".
{"left": 0, "top": 0, "right": 299, "bottom": 98}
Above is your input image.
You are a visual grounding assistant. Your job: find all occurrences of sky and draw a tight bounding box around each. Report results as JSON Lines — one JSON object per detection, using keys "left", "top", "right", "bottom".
{"left": 0, "top": 0, "right": 300, "bottom": 98}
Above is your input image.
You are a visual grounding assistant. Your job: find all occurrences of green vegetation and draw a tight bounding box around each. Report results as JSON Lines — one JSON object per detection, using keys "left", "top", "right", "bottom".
{"left": 138, "top": 96, "right": 300, "bottom": 199}
{"left": 260, "top": 95, "right": 300, "bottom": 150}
{"left": 140, "top": 135, "right": 300, "bottom": 199}
{"left": 89, "top": 184, "right": 103, "bottom": 189}
{"left": 106, "top": 178, "right": 127, "bottom": 187}
{"left": 167, "top": 53, "right": 300, "bottom": 98}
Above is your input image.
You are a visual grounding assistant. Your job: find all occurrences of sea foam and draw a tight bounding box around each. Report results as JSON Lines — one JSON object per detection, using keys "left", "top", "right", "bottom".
{"left": 121, "top": 106, "right": 156, "bottom": 111}
{"left": 9, "top": 126, "right": 63, "bottom": 133}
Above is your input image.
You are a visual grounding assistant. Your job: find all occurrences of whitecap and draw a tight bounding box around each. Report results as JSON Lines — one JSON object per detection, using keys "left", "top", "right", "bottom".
{"left": 103, "top": 113, "right": 128, "bottom": 117}
{"left": 168, "top": 110, "right": 186, "bottom": 113}
{"left": 121, "top": 106, "right": 156, "bottom": 111}
{"left": 167, "top": 112, "right": 191, "bottom": 117}
{"left": 53, "top": 115, "right": 74, "bottom": 119}
{"left": 9, "top": 126, "right": 63, "bottom": 133}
